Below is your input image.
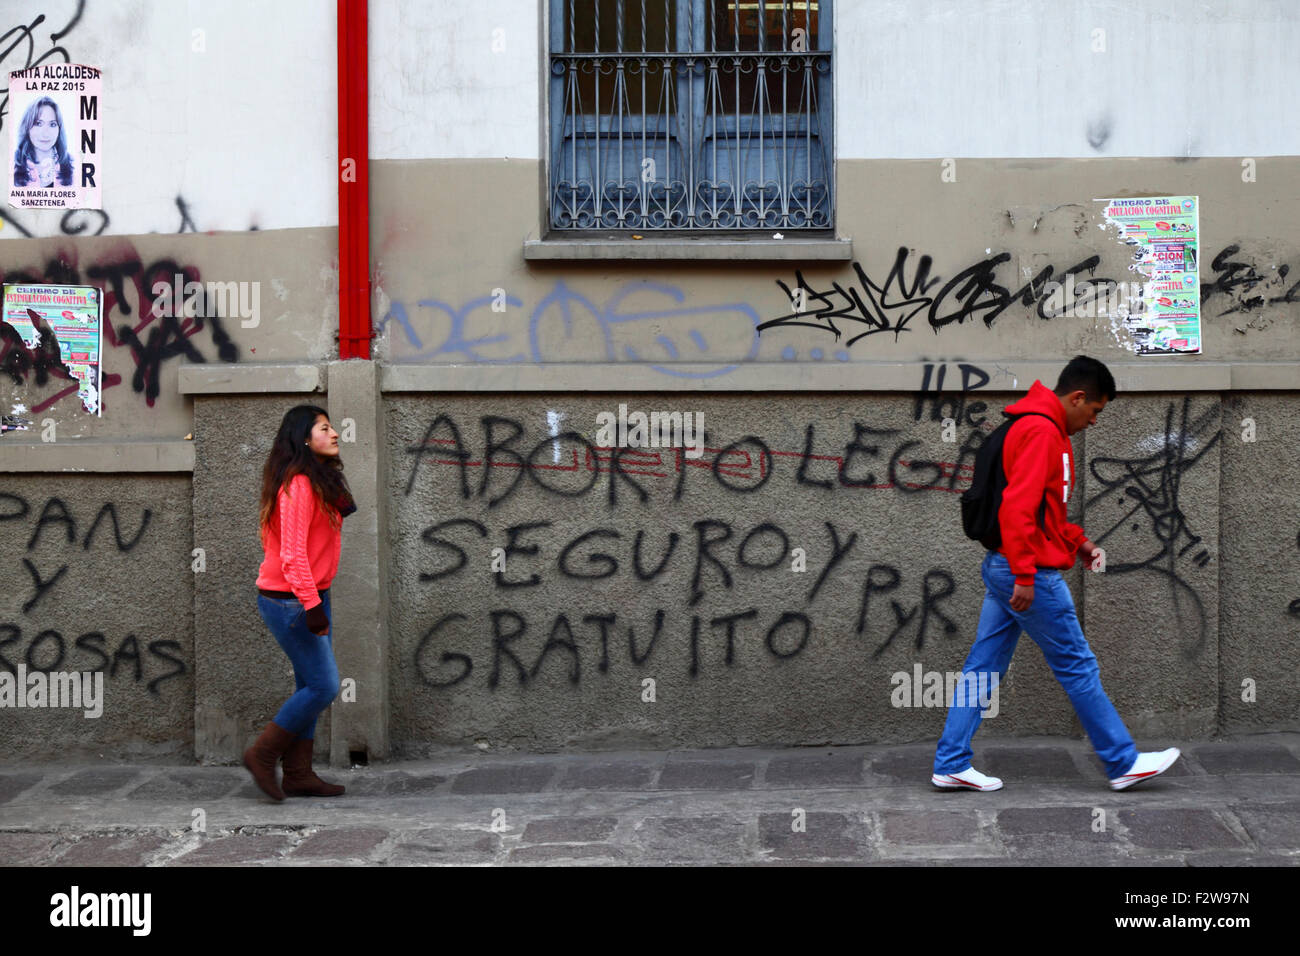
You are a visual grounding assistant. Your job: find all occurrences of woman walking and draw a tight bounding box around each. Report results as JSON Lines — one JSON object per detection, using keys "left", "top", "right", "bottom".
{"left": 244, "top": 405, "right": 356, "bottom": 800}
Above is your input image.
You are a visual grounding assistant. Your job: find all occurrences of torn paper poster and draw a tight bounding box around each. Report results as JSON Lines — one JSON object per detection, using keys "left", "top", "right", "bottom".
{"left": 2, "top": 284, "right": 102, "bottom": 415}
{"left": 1098, "top": 196, "right": 1200, "bottom": 354}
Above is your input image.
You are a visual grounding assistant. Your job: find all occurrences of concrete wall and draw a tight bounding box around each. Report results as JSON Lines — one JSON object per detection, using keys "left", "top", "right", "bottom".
{"left": 382, "top": 391, "right": 1075, "bottom": 752}
{"left": 373, "top": 157, "right": 1300, "bottom": 368}
{"left": 1, "top": 1, "right": 339, "bottom": 440}
{"left": 5, "top": 373, "right": 1296, "bottom": 761}
{"left": 0, "top": 0, "right": 337, "bottom": 237}
{"left": 1, "top": 1, "right": 1298, "bottom": 764}
{"left": 378, "top": 389, "right": 1253, "bottom": 754}
{"left": 1219, "top": 393, "right": 1300, "bottom": 732}
{"left": 0, "top": 474, "right": 193, "bottom": 760}
{"left": 0, "top": 229, "right": 337, "bottom": 440}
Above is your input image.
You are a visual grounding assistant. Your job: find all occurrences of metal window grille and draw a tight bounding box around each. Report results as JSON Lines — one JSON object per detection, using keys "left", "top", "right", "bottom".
{"left": 547, "top": 0, "right": 833, "bottom": 232}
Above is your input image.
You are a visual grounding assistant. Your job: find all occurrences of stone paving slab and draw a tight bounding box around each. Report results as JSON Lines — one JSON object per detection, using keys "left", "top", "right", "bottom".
{"left": 0, "top": 773, "right": 43, "bottom": 805}
{"left": 55, "top": 832, "right": 171, "bottom": 866}
{"left": 556, "top": 761, "right": 658, "bottom": 791}
{"left": 290, "top": 827, "right": 390, "bottom": 859}
{"left": 169, "top": 833, "right": 294, "bottom": 866}
{"left": 47, "top": 767, "right": 143, "bottom": 796}
{"left": 1191, "top": 744, "right": 1300, "bottom": 775}
{"left": 1116, "top": 808, "right": 1247, "bottom": 851}
{"left": 346, "top": 771, "right": 445, "bottom": 796}
{"left": 1183, "top": 851, "right": 1296, "bottom": 867}
{"left": 880, "top": 808, "right": 983, "bottom": 844}
{"left": 764, "top": 750, "right": 868, "bottom": 787}
{"left": 0, "top": 831, "right": 61, "bottom": 864}
{"left": 862, "top": 746, "right": 935, "bottom": 785}
{"left": 982, "top": 746, "right": 1085, "bottom": 781}
{"left": 757, "top": 811, "right": 867, "bottom": 861}
{"left": 449, "top": 764, "right": 556, "bottom": 795}
{"left": 386, "top": 828, "right": 501, "bottom": 865}
{"left": 521, "top": 815, "right": 618, "bottom": 843}
{"left": 1, "top": 734, "right": 1297, "bottom": 866}
{"left": 127, "top": 770, "right": 243, "bottom": 801}
{"left": 633, "top": 815, "right": 748, "bottom": 862}
{"left": 508, "top": 843, "right": 626, "bottom": 864}
{"left": 658, "top": 758, "right": 757, "bottom": 790}
{"left": 996, "top": 805, "right": 1119, "bottom": 845}
{"left": 1233, "top": 805, "right": 1300, "bottom": 848}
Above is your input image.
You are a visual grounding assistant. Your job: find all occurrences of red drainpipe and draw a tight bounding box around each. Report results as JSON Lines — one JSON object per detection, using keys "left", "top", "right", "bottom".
{"left": 337, "top": 0, "right": 370, "bottom": 359}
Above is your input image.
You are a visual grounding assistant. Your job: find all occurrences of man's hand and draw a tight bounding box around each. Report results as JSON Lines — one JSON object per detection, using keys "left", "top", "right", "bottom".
{"left": 1010, "top": 582, "right": 1034, "bottom": 611}
{"left": 1078, "top": 538, "right": 1105, "bottom": 572}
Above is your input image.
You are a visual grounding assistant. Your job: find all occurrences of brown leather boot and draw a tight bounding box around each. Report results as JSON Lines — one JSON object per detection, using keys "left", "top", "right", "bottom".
{"left": 281, "top": 736, "right": 345, "bottom": 797}
{"left": 242, "top": 722, "right": 294, "bottom": 801}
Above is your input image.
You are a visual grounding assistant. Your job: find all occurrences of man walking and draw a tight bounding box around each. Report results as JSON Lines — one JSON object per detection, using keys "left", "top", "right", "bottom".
{"left": 932, "top": 356, "right": 1180, "bottom": 792}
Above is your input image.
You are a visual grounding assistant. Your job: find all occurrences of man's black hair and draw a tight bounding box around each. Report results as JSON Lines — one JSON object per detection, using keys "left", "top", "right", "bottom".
{"left": 1053, "top": 355, "right": 1117, "bottom": 402}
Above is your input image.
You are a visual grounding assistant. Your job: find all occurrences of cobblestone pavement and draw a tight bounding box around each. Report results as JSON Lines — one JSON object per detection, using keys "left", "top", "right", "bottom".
{"left": 2, "top": 733, "right": 1298, "bottom": 866}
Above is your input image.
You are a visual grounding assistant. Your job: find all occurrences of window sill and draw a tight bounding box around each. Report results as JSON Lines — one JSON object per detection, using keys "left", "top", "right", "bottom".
{"left": 523, "top": 235, "right": 854, "bottom": 261}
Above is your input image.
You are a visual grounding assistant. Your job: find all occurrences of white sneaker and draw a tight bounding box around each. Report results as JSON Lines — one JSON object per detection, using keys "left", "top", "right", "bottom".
{"left": 932, "top": 767, "right": 1003, "bottom": 791}
{"left": 1109, "top": 748, "right": 1181, "bottom": 791}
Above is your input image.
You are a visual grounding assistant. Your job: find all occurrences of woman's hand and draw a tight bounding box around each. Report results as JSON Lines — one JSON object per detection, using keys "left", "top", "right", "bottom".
{"left": 304, "top": 603, "right": 330, "bottom": 636}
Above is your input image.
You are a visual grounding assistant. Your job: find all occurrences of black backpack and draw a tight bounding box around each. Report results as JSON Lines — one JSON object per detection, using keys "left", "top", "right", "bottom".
{"left": 960, "top": 412, "right": 1055, "bottom": 550}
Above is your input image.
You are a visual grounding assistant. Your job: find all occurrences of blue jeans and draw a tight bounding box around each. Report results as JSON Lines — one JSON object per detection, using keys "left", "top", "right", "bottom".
{"left": 256, "top": 590, "right": 339, "bottom": 741}
{"left": 934, "top": 552, "right": 1138, "bottom": 779}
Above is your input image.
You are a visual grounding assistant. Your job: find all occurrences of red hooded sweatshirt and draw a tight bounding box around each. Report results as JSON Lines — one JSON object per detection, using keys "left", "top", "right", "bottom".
{"left": 998, "top": 380, "right": 1087, "bottom": 586}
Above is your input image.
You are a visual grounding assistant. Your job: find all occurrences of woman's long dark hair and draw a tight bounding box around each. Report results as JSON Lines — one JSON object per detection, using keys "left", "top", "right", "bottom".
{"left": 259, "top": 405, "right": 355, "bottom": 545}
{"left": 13, "top": 97, "right": 74, "bottom": 187}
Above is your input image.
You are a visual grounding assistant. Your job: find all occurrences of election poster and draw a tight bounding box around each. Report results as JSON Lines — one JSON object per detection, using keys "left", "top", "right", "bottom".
{"left": 8, "top": 63, "right": 102, "bottom": 211}
{"left": 1100, "top": 196, "right": 1200, "bottom": 355}
{"left": 2, "top": 284, "right": 102, "bottom": 417}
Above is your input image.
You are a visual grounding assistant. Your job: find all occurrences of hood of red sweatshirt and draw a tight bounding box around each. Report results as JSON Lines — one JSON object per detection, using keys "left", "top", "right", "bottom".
{"left": 1003, "top": 380, "right": 1067, "bottom": 436}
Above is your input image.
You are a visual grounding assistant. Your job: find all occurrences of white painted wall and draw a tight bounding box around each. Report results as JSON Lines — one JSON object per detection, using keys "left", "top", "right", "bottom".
{"left": 369, "top": 0, "right": 540, "bottom": 160}
{"left": 840, "top": 0, "right": 1300, "bottom": 158}
{"left": 368, "top": 0, "right": 1299, "bottom": 161}
{"left": 4, "top": 0, "right": 1293, "bottom": 241}
{"left": 1, "top": 0, "right": 337, "bottom": 238}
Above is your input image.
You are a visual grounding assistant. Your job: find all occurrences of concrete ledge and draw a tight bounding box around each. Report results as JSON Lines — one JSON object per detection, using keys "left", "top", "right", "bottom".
{"left": 0, "top": 440, "right": 195, "bottom": 472}
{"left": 162, "top": 359, "right": 1290, "bottom": 396}
{"left": 380, "top": 361, "right": 1247, "bottom": 392}
{"left": 1230, "top": 363, "right": 1300, "bottom": 389}
{"left": 178, "top": 363, "right": 324, "bottom": 395}
{"left": 1112, "top": 362, "right": 1232, "bottom": 392}
{"left": 523, "top": 237, "right": 854, "bottom": 261}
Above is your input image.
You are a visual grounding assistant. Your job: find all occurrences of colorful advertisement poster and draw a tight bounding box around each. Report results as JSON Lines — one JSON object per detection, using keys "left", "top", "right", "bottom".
{"left": 1099, "top": 195, "right": 1200, "bottom": 354}
{"left": 2, "top": 284, "right": 102, "bottom": 417}
{"left": 8, "top": 64, "right": 102, "bottom": 211}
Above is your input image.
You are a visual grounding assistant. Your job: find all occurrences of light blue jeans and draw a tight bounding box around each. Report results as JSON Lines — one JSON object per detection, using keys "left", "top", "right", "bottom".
{"left": 256, "top": 589, "right": 339, "bottom": 740}
{"left": 934, "top": 552, "right": 1138, "bottom": 779}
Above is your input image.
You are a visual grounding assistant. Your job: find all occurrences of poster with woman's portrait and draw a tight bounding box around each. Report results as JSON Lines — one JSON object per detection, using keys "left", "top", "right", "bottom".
{"left": 7, "top": 63, "right": 101, "bottom": 211}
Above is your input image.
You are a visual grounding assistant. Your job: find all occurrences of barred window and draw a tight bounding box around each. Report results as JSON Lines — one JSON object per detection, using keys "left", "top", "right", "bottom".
{"left": 547, "top": 0, "right": 834, "bottom": 232}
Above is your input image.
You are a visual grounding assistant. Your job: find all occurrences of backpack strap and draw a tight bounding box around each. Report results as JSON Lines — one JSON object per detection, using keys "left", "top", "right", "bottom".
{"left": 1003, "top": 410, "right": 1060, "bottom": 431}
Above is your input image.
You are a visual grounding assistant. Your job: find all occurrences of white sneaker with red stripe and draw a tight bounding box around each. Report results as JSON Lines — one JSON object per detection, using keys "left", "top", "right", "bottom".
{"left": 1109, "top": 748, "right": 1180, "bottom": 791}
{"left": 931, "top": 767, "right": 1003, "bottom": 791}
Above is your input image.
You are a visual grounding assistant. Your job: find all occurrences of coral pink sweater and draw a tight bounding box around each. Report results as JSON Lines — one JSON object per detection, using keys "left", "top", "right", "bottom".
{"left": 256, "top": 474, "right": 341, "bottom": 611}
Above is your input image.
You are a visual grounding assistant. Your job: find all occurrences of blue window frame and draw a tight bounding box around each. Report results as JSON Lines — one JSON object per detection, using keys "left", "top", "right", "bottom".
{"left": 547, "top": 0, "right": 834, "bottom": 232}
